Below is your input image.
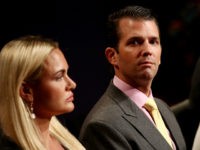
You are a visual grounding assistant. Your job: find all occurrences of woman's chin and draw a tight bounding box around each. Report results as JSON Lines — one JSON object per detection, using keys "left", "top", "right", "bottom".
{"left": 65, "top": 102, "right": 75, "bottom": 113}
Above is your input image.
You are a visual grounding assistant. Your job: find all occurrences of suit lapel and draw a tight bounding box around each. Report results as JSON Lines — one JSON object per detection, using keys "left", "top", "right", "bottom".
{"left": 108, "top": 83, "right": 172, "bottom": 150}
{"left": 156, "top": 99, "right": 183, "bottom": 149}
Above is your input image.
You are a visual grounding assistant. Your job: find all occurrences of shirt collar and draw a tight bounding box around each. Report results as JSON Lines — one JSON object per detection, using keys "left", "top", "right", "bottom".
{"left": 113, "top": 75, "right": 153, "bottom": 108}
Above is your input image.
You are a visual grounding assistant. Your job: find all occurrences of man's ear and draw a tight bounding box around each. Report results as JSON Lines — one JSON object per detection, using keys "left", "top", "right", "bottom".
{"left": 19, "top": 82, "right": 33, "bottom": 103}
{"left": 105, "top": 47, "right": 118, "bottom": 65}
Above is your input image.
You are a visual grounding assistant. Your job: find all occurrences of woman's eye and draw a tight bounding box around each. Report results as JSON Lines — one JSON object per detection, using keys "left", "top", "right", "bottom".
{"left": 55, "top": 70, "right": 67, "bottom": 81}
{"left": 56, "top": 75, "right": 64, "bottom": 80}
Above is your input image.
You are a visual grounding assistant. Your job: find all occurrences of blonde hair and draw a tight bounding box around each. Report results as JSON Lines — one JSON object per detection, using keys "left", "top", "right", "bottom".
{"left": 0, "top": 35, "right": 85, "bottom": 150}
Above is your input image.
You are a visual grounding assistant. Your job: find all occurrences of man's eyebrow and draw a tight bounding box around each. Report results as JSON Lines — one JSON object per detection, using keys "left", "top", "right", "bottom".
{"left": 126, "top": 36, "right": 143, "bottom": 42}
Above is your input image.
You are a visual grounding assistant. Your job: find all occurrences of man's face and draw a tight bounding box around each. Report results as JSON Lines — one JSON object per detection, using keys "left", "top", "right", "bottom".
{"left": 114, "top": 18, "right": 161, "bottom": 87}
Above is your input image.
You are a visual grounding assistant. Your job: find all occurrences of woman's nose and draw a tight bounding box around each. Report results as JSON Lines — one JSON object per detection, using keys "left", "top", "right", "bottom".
{"left": 65, "top": 76, "right": 76, "bottom": 90}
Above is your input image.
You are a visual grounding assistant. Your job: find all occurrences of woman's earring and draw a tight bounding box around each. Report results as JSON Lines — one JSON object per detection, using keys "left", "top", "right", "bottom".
{"left": 30, "top": 102, "right": 36, "bottom": 119}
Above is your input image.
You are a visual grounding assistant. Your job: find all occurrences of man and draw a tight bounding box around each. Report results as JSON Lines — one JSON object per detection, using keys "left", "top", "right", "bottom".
{"left": 79, "top": 5, "right": 186, "bottom": 150}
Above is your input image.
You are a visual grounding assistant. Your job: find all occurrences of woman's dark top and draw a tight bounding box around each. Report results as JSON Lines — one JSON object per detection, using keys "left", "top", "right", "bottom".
{"left": 0, "top": 129, "right": 68, "bottom": 150}
{"left": 0, "top": 129, "right": 22, "bottom": 150}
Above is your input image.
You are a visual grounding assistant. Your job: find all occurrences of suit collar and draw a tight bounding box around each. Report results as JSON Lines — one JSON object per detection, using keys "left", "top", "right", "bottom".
{"left": 156, "top": 99, "right": 184, "bottom": 149}
{"left": 107, "top": 81, "right": 173, "bottom": 150}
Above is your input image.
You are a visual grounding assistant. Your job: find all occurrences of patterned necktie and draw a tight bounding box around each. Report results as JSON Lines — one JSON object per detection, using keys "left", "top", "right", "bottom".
{"left": 144, "top": 98, "right": 173, "bottom": 148}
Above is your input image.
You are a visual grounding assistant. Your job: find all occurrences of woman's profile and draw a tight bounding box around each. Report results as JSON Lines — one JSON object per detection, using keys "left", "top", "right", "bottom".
{"left": 0, "top": 35, "right": 85, "bottom": 150}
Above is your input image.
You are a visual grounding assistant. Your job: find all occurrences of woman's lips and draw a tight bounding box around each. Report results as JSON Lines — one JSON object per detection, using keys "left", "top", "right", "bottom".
{"left": 65, "top": 93, "right": 74, "bottom": 102}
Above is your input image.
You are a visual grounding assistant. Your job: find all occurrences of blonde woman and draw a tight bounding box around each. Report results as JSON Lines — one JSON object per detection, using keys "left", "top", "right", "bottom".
{"left": 0, "top": 35, "right": 85, "bottom": 150}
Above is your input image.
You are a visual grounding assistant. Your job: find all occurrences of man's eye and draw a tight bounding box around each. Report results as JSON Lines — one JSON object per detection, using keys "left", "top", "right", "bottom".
{"left": 132, "top": 40, "right": 140, "bottom": 45}
{"left": 127, "top": 38, "right": 143, "bottom": 45}
{"left": 127, "top": 40, "right": 138, "bottom": 45}
{"left": 150, "top": 38, "right": 160, "bottom": 45}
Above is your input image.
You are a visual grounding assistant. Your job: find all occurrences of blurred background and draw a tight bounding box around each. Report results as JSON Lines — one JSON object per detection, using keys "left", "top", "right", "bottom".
{"left": 0, "top": 0, "right": 200, "bottom": 138}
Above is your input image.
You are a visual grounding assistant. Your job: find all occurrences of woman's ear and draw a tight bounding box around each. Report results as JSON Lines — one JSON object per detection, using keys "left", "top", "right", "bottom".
{"left": 105, "top": 47, "right": 118, "bottom": 65}
{"left": 19, "top": 82, "right": 33, "bottom": 103}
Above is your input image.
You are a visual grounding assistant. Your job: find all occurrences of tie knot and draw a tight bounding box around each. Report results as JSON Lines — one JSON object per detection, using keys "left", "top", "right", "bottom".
{"left": 144, "top": 98, "right": 158, "bottom": 112}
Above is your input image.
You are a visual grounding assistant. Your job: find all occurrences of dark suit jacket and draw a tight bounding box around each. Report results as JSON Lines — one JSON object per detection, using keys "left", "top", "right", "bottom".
{"left": 79, "top": 81, "right": 186, "bottom": 150}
